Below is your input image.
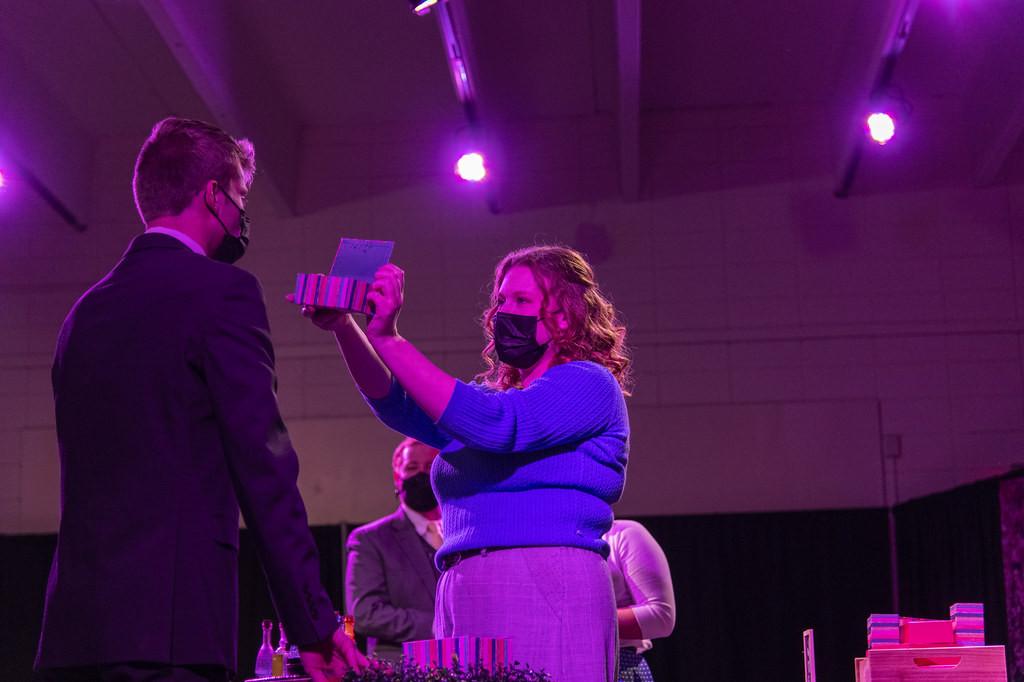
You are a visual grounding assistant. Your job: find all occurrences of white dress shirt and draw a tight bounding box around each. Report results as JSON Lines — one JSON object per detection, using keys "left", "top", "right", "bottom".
{"left": 402, "top": 505, "right": 443, "bottom": 549}
{"left": 146, "top": 226, "right": 206, "bottom": 256}
{"left": 605, "top": 519, "right": 677, "bottom": 653}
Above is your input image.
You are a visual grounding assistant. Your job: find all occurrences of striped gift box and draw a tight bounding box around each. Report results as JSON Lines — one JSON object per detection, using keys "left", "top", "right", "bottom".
{"left": 867, "top": 614, "right": 901, "bottom": 649}
{"left": 402, "top": 636, "right": 511, "bottom": 672}
{"left": 950, "top": 602, "right": 985, "bottom": 645}
{"left": 293, "top": 273, "right": 372, "bottom": 314}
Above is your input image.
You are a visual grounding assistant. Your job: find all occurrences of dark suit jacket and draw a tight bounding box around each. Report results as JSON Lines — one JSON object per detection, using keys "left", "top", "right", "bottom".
{"left": 345, "top": 507, "right": 438, "bottom": 656}
{"left": 35, "top": 233, "right": 337, "bottom": 672}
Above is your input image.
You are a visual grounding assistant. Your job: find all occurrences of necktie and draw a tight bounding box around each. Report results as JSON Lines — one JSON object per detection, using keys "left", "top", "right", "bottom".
{"left": 424, "top": 521, "right": 443, "bottom": 550}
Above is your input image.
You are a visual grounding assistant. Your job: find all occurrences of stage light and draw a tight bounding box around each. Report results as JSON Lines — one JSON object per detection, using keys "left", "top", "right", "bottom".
{"left": 409, "top": 0, "right": 438, "bottom": 15}
{"left": 866, "top": 112, "right": 895, "bottom": 145}
{"left": 0, "top": 170, "right": 5, "bottom": 189}
{"left": 454, "top": 152, "right": 487, "bottom": 182}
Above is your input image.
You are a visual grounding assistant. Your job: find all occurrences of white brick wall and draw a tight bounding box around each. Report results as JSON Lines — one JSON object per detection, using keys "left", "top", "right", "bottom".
{"left": 2, "top": 124, "right": 1023, "bottom": 533}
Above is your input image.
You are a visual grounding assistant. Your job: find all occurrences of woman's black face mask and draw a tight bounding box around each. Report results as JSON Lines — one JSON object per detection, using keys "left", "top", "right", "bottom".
{"left": 492, "top": 312, "right": 549, "bottom": 369}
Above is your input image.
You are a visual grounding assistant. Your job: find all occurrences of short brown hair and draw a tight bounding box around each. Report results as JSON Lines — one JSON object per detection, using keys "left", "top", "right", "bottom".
{"left": 132, "top": 117, "right": 255, "bottom": 223}
{"left": 477, "top": 245, "right": 633, "bottom": 394}
{"left": 391, "top": 437, "right": 437, "bottom": 471}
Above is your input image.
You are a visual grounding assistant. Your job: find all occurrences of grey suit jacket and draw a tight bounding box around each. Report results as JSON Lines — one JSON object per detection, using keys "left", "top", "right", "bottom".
{"left": 345, "top": 507, "right": 438, "bottom": 654}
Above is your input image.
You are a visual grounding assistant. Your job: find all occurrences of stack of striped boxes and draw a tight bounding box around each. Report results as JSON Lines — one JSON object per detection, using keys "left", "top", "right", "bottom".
{"left": 857, "top": 604, "right": 1004, "bottom": 682}
{"left": 867, "top": 614, "right": 901, "bottom": 649}
{"left": 402, "top": 637, "right": 510, "bottom": 673}
{"left": 293, "top": 237, "right": 393, "bottom": 315}
{"left": 950, "top": 603, "right": 985, "bottom": 646}
{"left": 293, "top": 273, "right": 372, "bottom": 314}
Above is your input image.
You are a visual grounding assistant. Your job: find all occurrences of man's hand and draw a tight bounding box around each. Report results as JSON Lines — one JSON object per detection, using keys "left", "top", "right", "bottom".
{"left": 299, "top": 627, "right": 369, "bottom": 681}
{"left": 287, "top": 292, "right": 355, "bottom": 333}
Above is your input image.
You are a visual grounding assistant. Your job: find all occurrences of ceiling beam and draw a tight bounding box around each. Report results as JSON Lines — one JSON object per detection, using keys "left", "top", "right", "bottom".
{"left": 614, "top": 0, "right": 641, "bottom": 202}
{"left": 974, "top": 90, "right": 1024, "bottom": 187}
{"left": 834, "top": 0, "right": 920, "bottom": 198}
{"left": 139, "top": 0, "right": 300, "bottom": 215}
{"left": 0, "top": 37, "right": 92, "bottom": 231}
{"left": 435, "top": 0, "right": 479, "bottom": 119}
{"left": 435, "top": 0, "right": 500, "bottom": 212}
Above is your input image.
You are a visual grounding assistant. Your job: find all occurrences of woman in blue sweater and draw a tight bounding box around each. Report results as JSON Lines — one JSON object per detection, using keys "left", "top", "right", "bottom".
{"left": 302, "top": 245, "right": 631, "bottom": 681}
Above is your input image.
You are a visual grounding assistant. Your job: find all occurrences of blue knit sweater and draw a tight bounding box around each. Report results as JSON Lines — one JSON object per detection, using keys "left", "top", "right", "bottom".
{"left": 364, "top": 360, "right": 629, "bottom": 566}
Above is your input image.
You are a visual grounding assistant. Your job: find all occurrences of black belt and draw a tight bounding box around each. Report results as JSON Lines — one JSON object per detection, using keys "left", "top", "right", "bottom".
{"left": 440, "top": 547, "right": 493, "bottom": 570}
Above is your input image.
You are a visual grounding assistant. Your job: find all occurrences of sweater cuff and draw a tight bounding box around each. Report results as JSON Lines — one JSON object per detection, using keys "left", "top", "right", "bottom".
{"left": 361, "top": 376, "right": 405, "bottom": 414}
{"left": 437, "top": 379, "right": 479, "bottom": 436}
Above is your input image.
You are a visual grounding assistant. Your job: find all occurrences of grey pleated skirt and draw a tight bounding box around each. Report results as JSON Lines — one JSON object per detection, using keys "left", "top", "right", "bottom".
{"left": 434, "top": 545, "right": 618, "bottom": 682}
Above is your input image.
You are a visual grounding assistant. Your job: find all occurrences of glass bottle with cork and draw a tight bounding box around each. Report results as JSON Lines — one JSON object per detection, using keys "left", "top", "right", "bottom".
{"left": 254, "top": 619, "right": 274, "bottom": 677}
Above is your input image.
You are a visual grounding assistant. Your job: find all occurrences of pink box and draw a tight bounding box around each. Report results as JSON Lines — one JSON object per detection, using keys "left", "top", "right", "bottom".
{"left": 899, "top": 618, "right": 956, "bottom": 647}
{"left": 402, "top": 637, "right": 510, "bottom": 672}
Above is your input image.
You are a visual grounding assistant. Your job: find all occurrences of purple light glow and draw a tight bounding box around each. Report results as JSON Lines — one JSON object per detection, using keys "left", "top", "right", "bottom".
{"left": 455, "top": 152, "right": 487, "bottom": 182}
{"left": 866, "top": 112, "right": 896, "bottom": 145}
{"left": 0, "top": 170, "right": 5, "bottom": 189}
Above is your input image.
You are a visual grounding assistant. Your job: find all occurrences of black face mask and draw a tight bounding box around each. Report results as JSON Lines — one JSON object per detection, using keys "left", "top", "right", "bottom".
{"left": 208, "top": 189, "right": 251, "bottom": 264}
{"left": 493, "top": 312, "right": 549, "bottom": 369}
{"left": 400, "top": 473, "right": 438, "bottom": 513}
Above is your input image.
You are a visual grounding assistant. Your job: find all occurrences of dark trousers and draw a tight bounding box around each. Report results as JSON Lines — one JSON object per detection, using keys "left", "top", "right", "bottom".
{"left": 37, "top": 663, "right": 232, "bottom": 682}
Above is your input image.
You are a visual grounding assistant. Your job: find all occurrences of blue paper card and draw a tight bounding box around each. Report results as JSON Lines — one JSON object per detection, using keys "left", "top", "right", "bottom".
{"left": 329, "top": 238, "right": 394, "bottom": 281}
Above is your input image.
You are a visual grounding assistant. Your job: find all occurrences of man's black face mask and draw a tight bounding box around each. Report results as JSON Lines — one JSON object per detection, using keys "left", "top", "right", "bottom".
{"left": 400, "top": 473, "right": 438, "bottom": 512}
{"left": 208, "top": 187, "right": 250, "bottom": 264}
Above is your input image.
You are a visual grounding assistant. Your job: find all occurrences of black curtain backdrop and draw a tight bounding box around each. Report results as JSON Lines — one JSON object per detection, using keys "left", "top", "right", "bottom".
{"left": 2, "top": 533, "right": 56, "bottom": 682}
{"left": 1002, "top": 475, "right": 1024, "bottom": 682}
{"left": 4, "top": 482, "right": 1018, "bottom": 682}
{"left": 1, "top": 525, "right": 343, "bottom": 682}
{"left": 637, "top": 509, "right": 892, "bottom": 682}
{"left": 236, "top": 525, "right": 345, "bottom": 679}
{"left": 2, "top": 513, "right": 892, "bottom": 682}
{"left": 894, "top": 471, "right": 1022, "bottom": 682}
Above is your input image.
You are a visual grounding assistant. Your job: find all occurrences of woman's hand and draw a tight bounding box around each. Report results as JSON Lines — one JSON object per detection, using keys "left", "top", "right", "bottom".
{"left": 366, "top": 264, "right": 405, "bottom": 341}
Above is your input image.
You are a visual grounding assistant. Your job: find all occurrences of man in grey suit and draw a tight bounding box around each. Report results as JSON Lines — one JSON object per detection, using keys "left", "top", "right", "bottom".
{"left": 345, "top": 438, "right": 442, "bottom": 661}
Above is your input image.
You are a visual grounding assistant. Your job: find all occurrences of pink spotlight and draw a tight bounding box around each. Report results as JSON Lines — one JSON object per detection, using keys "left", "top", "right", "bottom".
{"left": 455, "top": 152, "right": 487, "bottom": 182}
{"left": 0, "top": 170, "right": 6, "bottom": 189}
{"left": 866, "top": 112, "right": 896, "bottom": 145}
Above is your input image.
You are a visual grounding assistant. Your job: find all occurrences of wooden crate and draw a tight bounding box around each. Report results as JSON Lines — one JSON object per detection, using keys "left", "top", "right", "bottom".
{"left": 855, "top": 645, "right": 1006, "bottom": 682}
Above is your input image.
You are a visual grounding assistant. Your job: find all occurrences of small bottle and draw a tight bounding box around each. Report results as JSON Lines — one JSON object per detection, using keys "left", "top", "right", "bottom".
{"left": 343, "top": 614, "right": 356, "bottom": 642}
{"left": 273, "top": 623, "right": 289, "bottom": 677}
{"left": 286, "top": 638, "right": 302, "bottom": 675}
{"left": 254, "top": 619, "right": 274, "bottom": 677}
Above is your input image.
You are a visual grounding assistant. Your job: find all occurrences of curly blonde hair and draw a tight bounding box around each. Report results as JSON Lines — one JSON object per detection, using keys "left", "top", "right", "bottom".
{"left": 476, "top": 245, "right": 632, "bottom": 394}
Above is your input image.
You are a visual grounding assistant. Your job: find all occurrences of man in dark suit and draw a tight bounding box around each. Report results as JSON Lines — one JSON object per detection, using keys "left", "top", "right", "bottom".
{"left": 35, "top": 118, "right": 366, "bottom": 682}
{"left": 345, "top": 438, "right": 441, "bottom": 661}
